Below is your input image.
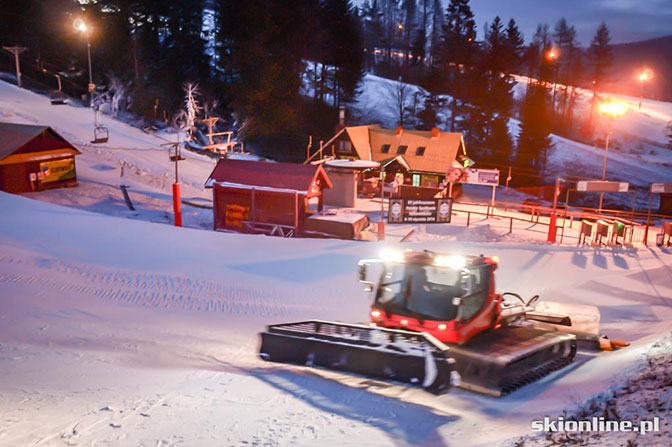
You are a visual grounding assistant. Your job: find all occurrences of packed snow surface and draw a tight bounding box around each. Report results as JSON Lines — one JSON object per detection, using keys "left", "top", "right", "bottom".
{"left": 1, "top": 75, "right": 672, "bottom": 446}
{"left": 1, "top": 191, "right": 671, "bottom": 446}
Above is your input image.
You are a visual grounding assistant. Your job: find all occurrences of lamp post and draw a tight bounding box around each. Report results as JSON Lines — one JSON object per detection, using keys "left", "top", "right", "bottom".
{"left": 597, "top": 100, "right": 627, "bottom": 212}
{"left": 74, "top": 19, "right": 93, "bottom": 106}
{"left": 546, "top": 48, "right": 560, "bottom": 110}
{"left": 637, "top": 68, "right": 653, "bottom": 110}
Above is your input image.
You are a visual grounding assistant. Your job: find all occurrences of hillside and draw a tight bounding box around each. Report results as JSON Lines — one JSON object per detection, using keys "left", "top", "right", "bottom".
{"left": 608, "top": 35, "right": 672, "bottom": 101}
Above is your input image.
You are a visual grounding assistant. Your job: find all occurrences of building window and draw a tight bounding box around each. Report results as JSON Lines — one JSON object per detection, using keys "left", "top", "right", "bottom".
{"left": 396, "top": 145, "right": 407, "bottom": 154}
{"left": 412, "top": 174, "right": 420, "bottom": 187}
{"left": 421, "top": 175, "right": 439, "bottom": 188}
{"left": 381, "top": 144, "right": 391, "bottom": 153}
{"left": 416, "top": 146, "right": 426, "bottom": 156}
{"left": 339, "top": 140, "right": 353, "bottom": 152}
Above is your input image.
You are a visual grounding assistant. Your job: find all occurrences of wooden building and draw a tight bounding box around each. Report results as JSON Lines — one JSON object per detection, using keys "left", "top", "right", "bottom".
{"left": 0, "top": 122, "right": 81, "bottom": 193}
{"left": 205, "top": 159, "right": 332, "bottom": 237}
{"left": 322, "top": 124, "right": 466, "bottom": 188}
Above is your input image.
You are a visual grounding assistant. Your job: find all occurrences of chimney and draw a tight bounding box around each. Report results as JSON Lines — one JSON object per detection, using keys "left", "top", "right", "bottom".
{"left": 431, "top": 127, "right": 440, "bottom": 138}
{"left": 335, "top": 106, "right": 346, "bottom": 133}
{"left": 396, "top": 126, "right": 403, "bottom": 136}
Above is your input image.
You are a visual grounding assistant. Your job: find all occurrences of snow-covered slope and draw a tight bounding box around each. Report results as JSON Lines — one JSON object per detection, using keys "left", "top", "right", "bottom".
{"left": 0, "top": 79, "right": 218, "bottom": 229}
{"left": 1, "top": 191, "right": 671, "bottom": 446}
{"left": 351, "top": 73, "right": 672, "bottom": 197}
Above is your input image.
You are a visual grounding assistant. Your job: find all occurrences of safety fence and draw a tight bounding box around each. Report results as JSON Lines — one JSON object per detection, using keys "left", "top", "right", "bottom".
{"left": 446, "top": 199, "right": 669, "bottom": 246}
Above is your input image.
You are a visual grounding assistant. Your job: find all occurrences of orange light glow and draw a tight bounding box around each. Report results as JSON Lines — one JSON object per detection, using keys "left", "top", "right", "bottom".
{"left": 599, "top": 100, "right": 628, "bottom": 117}
{"left": 546, "top": 48, "right": 559, "bottom": 61}
{"left": 638, "top": 68, "right": 653, "bottom": 82}
{"left": 491, "top": 255, "right": 499, "bottom": 263}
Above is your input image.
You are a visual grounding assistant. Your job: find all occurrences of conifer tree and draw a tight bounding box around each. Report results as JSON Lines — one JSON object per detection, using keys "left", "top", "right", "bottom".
{"left": 516, "top": 84, "right": 553, "bottom": 180}
{"left": 586, "top": 22, "right": 613, "bottom": 136}
{"left": 440, "top": 0, "right": 477, "bottom": 132}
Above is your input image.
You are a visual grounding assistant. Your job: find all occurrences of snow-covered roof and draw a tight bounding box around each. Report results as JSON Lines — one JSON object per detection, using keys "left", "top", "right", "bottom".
{"left": 205, "top": 158, "right": 333, "bottom": 192}
{"left": 324, "top": 159, "right": 380, "bottom": 170}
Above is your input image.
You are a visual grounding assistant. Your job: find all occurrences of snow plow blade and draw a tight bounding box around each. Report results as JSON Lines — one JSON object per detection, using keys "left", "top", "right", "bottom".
{"left": 531, "top": 301, "right": 603, "bottom": 349}
{"left": 259, "top": 320, "right": 457, "bottom": 394}
{"left": 450, "top": 327, "right": 577, "bottom": 396}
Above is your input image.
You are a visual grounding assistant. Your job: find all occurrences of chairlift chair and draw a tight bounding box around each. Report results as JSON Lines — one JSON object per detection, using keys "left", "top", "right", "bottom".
{"left": 169, "top": 143, "right": 186, "bottom": 162}
{"left": 49, "top": 74, "right": 67, "bottom": 105}
{"left": 91, "top": 109, "right": 109, "bottom": 144}
{"left": 93, "top": 125, "right": 109, "bottom": 144}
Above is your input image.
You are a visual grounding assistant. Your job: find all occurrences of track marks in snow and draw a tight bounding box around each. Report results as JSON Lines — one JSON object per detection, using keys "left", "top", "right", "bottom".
{"left": 0, "top": 255, "right": 316, "bottom": 318}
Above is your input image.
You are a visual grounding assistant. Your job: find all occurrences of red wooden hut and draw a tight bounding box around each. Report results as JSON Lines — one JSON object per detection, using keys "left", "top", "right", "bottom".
{"left": 205, "top": 159, "right": 332, "bottom": 237}
{"left": 0, "top": 122, "right": 81, "bottom": 193}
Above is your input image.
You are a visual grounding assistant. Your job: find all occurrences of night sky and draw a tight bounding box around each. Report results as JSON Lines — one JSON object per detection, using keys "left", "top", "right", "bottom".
{"left": 357, "top": 0, "right": 672, "bottom": 45}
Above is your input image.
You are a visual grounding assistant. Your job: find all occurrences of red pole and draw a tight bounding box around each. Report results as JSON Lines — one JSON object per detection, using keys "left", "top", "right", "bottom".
{"left": 173, "top": 183, "right": 182, "bottom": 227}
{"left": 547, "top": 213, "right": 557, "bottom": 243}
{"left": 377, "top": 220, "right": 385, "bottom": 240}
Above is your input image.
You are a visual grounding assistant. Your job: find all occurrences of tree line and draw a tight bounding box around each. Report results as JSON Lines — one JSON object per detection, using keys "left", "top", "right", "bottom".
{"left": 1, "top": 0, "right": 620, "bottom": 177}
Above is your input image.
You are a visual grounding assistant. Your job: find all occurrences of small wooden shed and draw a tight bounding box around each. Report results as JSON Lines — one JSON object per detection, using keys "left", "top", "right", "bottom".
{"left": 0, "top": 122, "right": 81, "bottom": 193}
{"left": 205, "top": 159, "right": 332, "bottom": 236}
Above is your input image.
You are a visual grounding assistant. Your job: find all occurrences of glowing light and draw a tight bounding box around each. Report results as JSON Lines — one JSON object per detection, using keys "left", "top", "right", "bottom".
{"left": 434, "top": 255, "right": 466, "bottom": 270}
{"left": 400, "top": 319, "right": 409, "bottom": 326}
{"left": 638, "top": 68, "right": 653, "bottom": 82}
{"left": 546, "top": 48, "right": 559, "bottom": 61}
{"left": 438, "top": 324, "right": 447, "bottom": 331}
{"left": 491, "top": 255, "right": 499, "bottom": 263}
{"left": 599, "top": 101, "right": 628, "bottom": 117}
{"left": 74, "top": 18, "right": 88, "bottom": 33}
{"left": 397, "top": 24, "right": 403, "bottom": 30}
{"left": 380, "top": 248, "right": 404, "bottom": 263}
{"left": 371, "top": 310, "right": 381, "bottom": 318}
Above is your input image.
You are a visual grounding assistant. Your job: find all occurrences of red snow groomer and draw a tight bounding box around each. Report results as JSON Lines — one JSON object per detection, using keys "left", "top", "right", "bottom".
{"left": 259, "top": 250, "right": 625, "bottom": 396}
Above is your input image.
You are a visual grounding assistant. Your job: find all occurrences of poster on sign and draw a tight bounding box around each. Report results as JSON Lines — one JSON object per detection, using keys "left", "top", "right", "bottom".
{"left": 388, "top": 198, "right": 452, "bottom": 223}
{"left": 445, "top": 167, "right": 500, "bottom": 186}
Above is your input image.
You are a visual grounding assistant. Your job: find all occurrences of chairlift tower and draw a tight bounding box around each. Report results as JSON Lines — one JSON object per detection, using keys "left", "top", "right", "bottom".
{"left": 163, "top": 140, "right": 186, "bottom": 227}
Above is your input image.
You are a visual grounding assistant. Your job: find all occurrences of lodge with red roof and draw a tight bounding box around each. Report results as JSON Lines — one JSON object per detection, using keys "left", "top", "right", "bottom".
{"left": 0, "top": 122, "right": 81, "bottom": 193}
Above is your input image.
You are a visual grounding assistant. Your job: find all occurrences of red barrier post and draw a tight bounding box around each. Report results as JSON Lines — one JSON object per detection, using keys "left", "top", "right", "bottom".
{"left": 173, "top": 182, "right": 182, "bottom": 227}
{"left": 377, "top": 220, "right": 385, "bottom": 241}
{"left": 547, "top": 213, "right": 557, "bottom": 243}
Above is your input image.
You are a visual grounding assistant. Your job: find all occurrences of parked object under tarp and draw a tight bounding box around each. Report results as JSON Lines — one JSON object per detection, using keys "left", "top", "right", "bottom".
{"left": 304, "top": 209, "right": 370, "bottom": 240}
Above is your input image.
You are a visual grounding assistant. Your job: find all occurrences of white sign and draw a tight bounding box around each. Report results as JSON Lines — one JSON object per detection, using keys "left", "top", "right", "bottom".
{"left": 577, "top": 181, "right": 629, "bottom": 193}
{"left": 651, "top": 183, "right": 672, "bottom": 194}
{"left": 446, "top": 167, "right": 499, "bottom": 185}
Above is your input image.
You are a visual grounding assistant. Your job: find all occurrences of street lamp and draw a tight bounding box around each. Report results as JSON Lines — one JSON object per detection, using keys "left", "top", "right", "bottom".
{"left": 546, "top": 47, "right": 560, "bottom": 109}
{"left": 74, "top": 18, "right": 93, "bottom": 106}
{"left": 597, "top": 100, "right": 627, "bottom": 211}
{"left": 637, "top": 68, "right": 653, "bottom": 110}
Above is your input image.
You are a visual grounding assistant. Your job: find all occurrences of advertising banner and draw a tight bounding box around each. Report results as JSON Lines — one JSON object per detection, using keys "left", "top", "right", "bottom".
{"left": 445, "top": 167, "right": 499, "bottom": 186}
{"left": 225, "top": 204, "right": 250, "bottom": 228}
{"left": 388, "top": 198, "right": 452, "bottom": 223}
{"left": 39, "top": 158, "right": 76, "bottom": 184}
